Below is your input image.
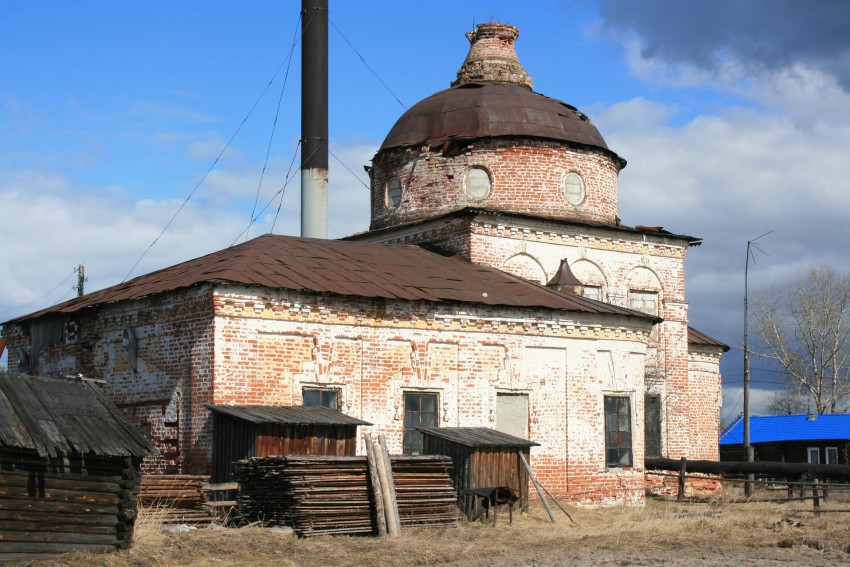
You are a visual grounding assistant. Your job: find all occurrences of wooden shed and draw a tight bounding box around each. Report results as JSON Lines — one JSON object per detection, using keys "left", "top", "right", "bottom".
{"left": 419, "top": 427, "right": 538, "bottom": 519}
{"left": 0, "top": 372, "right": 156, "bottom": 563}
{"left": 205, "top": 405, "right": 371, "bottom": 483}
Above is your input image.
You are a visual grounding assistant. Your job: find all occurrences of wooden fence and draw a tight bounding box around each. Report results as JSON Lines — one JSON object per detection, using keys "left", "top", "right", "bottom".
{"left": 646, "top": 457, "right": 850, "bottom": 515}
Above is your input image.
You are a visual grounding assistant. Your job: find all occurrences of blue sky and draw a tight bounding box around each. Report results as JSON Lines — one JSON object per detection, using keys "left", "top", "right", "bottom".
{"left": 3, "top": 1, "right": 850, "bottom": 423}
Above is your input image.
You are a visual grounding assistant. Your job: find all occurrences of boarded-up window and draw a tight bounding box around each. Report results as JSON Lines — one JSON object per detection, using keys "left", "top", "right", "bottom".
{"left": 583, "top": 285, "right": 602, "bottom": 301}
{"left": 403, "top": 392, "right": 437, "bottom": 455}
{"left": 496, "top": 393, "right": 528, "bottom": 439}
{"left": 605, "top": 396, "right": 632, "bottom": 468}
{"left": 645, "top": 394, "right": 662, "bottom": 458}
{"left": 629, "top": 290, "right": 658, "bottom": 315}
{"left": 302, "top": 388, "right": 339, "bottom": 410}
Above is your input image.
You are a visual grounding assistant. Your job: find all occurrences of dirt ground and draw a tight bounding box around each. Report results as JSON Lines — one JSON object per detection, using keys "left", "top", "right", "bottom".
{"left": 36, "top": 497, "right": 850, "bottom": 567}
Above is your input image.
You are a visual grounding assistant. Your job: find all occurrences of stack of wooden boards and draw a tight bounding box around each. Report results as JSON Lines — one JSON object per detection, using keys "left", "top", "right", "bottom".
{"left": 138, "top": 474, "right": 210, "bottom": 525}
{"left": 235, "top": 455, "right": 457, "bottom": 536}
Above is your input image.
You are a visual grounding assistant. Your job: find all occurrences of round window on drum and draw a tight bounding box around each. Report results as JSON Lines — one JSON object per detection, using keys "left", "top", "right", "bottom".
{"left": 386, "top": 178, "right": 402, "bottom": 208}
{"left": 562, "top": 172, "right": 585, "bottom": 205}
{"left": 463, "top": 166, "right": 492, "bottom": 199}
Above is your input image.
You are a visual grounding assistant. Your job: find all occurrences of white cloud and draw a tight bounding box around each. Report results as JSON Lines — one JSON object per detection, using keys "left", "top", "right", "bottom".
{"left": 0, "top": 138, "right": 375, "bottom": 343}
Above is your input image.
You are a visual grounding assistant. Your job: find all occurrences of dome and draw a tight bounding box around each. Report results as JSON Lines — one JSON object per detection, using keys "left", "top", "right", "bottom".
{"left": 378, "top": 22, "right": 623, "bottom": 166}
{"left": 379, "top": 82, "right": 620, "bottom": 163}
{"left": 368, "top": 23, "right": 625, "bottom": 230}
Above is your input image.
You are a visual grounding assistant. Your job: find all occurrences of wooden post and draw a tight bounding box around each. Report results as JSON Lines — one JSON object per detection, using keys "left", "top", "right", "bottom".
{"left": 812, "top": 479, "right": 821, "bottom": 516}
{"left": 364, "top": 434, "right": 387, "bottom": 536}
{"left": 371, "top": 435, "right": 398, "bottom": 537}
{"left": 678, "top": 457, "right": 687, "bottom": 501}
{"left": 377, "top": 434, "right": 402, "bottom": 535}
{"left": 517, "top": 451, "right": 555, "bottom": 523}
{"left": 537, "top": 478, "right": 574, "bottom": 523}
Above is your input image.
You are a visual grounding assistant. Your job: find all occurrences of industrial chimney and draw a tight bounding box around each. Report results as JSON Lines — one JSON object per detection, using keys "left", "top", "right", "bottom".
{"left": 300, "top": 0, "right": 328, "bottom": 238}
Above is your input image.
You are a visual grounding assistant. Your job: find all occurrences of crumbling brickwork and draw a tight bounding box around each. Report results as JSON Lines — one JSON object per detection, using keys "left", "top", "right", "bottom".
{"left": 370, "top": 141, "right": 621, "bottom": 230}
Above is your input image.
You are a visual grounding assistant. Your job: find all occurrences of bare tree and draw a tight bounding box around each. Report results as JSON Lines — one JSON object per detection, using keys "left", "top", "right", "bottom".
{"left": 753, "top": 265, "right": 850, "bottom": 414}
{"left": 765, "top": 383, "right": 806, "bottom": 415}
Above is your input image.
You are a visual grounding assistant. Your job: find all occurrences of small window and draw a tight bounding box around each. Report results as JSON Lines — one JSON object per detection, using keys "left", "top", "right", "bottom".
{"left": 583, "top": 285, "right": 602, "bottom": 301}
{"left": 826, "top": 447, "right": 839, "bottom": 465}
{"left": 629, "top": 290, "right": 658, "bottom": 316}
{"left": 403, "top": 392, "right": 438, "bottom": 455}
{"left": 644, "top": 394, "right": 662, "bottom": 458}
{"left": 303, "top": 388, "right": 339, "bottom": 410}
{"left": 562, "top": 172, "right": 585, "bottom": 205}
{"left": 807, "top": 447, "right": 820, "bottom": 464}
{"left": 463, "top": 167, "right": 491, "bottom": 198}
{"left": 604, "top": 396, "right": 632, "bottom": 468}
{"left": 386, "top": 178, "right": 402, "bottom": 208}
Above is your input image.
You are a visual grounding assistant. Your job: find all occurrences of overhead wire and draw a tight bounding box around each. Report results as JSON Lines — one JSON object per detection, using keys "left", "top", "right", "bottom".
{"left": 248, "top": 13, "right": 303, "bottom": 241}
{"left": 0, "top": 267, "right": 77, "bottom": 317}
{"left": 121, "top": 26, "right": 302, "bottom": 283}
{"left": 229, "top": 142, "right": 319, "bottom": 245}
{"left": 721, "top": 386, "right": 745, "bottom": 426}
{"left": 329, "top": 146, "right": 370, "bottom": 191}
{"left": 328, "top": 18, "right": 406, "bottom": 110}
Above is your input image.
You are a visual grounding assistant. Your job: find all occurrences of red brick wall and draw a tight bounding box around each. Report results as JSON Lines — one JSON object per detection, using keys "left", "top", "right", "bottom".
{"left": 370, "top": 140, "right": 621, "bottom": 231}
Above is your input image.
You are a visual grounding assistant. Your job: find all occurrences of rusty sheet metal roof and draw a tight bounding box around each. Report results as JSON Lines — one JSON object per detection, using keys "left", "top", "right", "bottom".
{"left": 688, "top": 326, "right": 730, "bottom": 352}
{"left": 0, "top": 373, "right": 157, "bottom": 458}
{"left": 6, "top": 234, "right": 653, "bottom": 324}
{"left": 419, "top": 427, "right": 539, "bottom": 448}
{"left": 379, "top": 82, "right": 623, "bottom": 164}
{"left": 205, "top": 404, "right": 371, "bottom": 426}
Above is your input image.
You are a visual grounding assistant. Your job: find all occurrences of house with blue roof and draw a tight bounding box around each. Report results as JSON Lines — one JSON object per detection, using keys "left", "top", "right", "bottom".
{"left": 720, "top": 414, "right": 850, "bottom": 464}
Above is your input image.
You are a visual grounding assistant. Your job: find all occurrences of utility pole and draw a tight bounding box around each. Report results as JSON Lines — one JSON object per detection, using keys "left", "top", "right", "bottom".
{"left": 743, "top": 231, "right": 771, "bottom": 496}
{"left": 76, "top": 264, "right": 86, "bottom": 297}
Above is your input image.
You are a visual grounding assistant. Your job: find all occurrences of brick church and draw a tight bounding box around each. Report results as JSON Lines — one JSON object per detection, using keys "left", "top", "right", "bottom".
{"left": 1, "top": 23, "right": 726, "bottom": 506}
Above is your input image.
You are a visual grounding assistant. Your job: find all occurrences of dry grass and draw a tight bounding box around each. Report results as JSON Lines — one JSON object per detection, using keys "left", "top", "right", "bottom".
{"left": 38, "top": 496, "right": 850, "bottom": 567}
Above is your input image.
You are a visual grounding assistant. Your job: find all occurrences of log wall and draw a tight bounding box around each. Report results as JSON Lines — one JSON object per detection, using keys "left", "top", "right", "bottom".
{"left": 0, "top": 451, "right": 141, "bottom": 563}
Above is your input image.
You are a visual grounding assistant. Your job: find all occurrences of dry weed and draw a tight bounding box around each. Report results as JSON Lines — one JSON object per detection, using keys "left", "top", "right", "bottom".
{"left": 38, "top": 497, "right": 850, "bottom": 567}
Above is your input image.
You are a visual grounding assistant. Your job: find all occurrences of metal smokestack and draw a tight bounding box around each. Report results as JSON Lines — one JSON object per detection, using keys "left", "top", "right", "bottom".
{"left": 300, "top": 0, "right": 328, "bottom": 238}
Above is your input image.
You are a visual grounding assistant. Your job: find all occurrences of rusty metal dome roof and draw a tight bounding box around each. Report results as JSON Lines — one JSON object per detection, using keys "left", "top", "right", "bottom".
{"left": 378, "top": 82, "right": 622, "bottom": 164}
{"left": 378, "top": 23, "right": 623, "bottom": 165}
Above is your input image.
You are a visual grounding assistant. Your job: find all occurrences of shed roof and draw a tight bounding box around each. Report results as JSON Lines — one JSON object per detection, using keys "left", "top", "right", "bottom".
{"left": 720, "top": 414, "right": 850, "bottom": 445}
{"left": 688, "top": 326, "right": 730, "bottom": 352}
{"left": 419, "top": 427, "right": 539, "bottom": 448}
{"left": 205, "top": 404, "right": 372, "bottom": 426}
{"left": 0, "top": 373, "right": 157, "bottom": 458}
{"left": 5, "top": 234, "right": 655, "bottom": 325}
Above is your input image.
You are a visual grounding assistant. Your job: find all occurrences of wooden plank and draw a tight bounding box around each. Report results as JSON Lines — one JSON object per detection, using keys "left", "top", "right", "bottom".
{"left": 0, "top": 470, "right": 123, "bottom": 487}
{"left": 0, "top": 497, "right": 119, "bottom": 515}
{"left": 0, "top": 509, "right": 120, "bottom": 526}
{"left": 0, "top": 530, "right": 118, "bottom": 545}
{"left": 0, "top": 542, "right": 117, "bottom": 554}
{"left": 0, "top": 520, "right": 116, "bottom": 535}
{"left": 0, "top": 486, "right": 120, "bottom": 504}
{"left": 0, "top": 471, "right": 122, "bottom": 493}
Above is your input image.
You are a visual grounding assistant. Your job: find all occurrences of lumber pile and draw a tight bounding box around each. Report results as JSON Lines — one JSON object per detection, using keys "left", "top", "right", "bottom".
{"left": 139, "top": 474, "right": 211, "bottom": 525}
{"left": 235, "top": 455, "right": 457, "bottom": 537}
{"left": 391, "top": 455, "right": 457, "bottom": 528}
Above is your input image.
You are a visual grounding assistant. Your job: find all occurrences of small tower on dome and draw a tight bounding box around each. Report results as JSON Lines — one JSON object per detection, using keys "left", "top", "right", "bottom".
{"left": 452, "top": 23, "right": 533, "bottom": 89}
{"left": 367, "top": 21, "right": 624, "bottom": 232}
